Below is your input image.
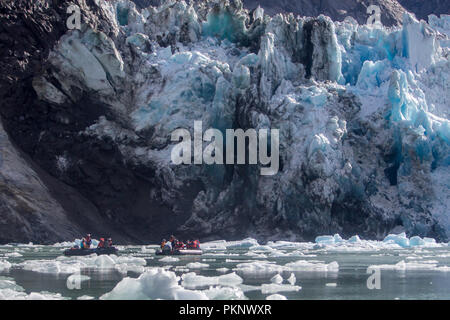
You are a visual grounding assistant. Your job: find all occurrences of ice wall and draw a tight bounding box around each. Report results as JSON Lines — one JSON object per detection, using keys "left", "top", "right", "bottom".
{"left": 33, "top": 0, "right": 450, "bottom": 240}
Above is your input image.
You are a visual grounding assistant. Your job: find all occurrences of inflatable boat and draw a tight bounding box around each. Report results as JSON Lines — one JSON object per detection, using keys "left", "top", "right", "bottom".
{"left": 156, "top": 248, "right": 202, "bottom": 256}
{"left": 63, "top": 247, "right": 118, "bottom": 256}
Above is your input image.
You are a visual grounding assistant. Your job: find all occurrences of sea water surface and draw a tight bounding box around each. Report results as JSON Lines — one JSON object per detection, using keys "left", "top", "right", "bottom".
{"left": 1, "top": 235, "right": 450, "bottom": 300}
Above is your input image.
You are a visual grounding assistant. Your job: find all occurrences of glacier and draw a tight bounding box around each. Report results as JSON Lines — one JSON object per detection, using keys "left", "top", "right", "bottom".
{"left": 28, "top": 0, "right": 450, "bottom": 242}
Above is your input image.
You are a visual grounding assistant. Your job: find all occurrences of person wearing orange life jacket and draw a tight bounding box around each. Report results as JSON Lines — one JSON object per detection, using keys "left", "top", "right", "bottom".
{"left": 193, "top": 239, "right": 200, "bottom": 249}
{"left": 85, "top": 234, "right": 92, "bottom": 248}
{"left": 97, "top": 238, "right": 105, "bottom": 248}
{"left": 187, "top": 239, "right": 200, "bottom": 249}
{"left": 173, "top": 239, "right": 185, "bottom": 250}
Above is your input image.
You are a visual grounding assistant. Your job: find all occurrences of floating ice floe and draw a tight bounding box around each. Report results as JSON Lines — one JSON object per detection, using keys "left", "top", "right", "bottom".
{"left": 312, "top": 233, "right": 444, "bottom": 251}
{"left": 0, "top": 278, "right": 67, "bottom": 300}
{"left": 17, "top": 254, "right": 147, "bottom": 275}
{"left": 202, "top": 286, "right": 247, "bottom": 300}
{"left": 181, "top": 272, "right": 243, "bottom": 289}
{"left": 266, "top": 294, "right": 287, "bottom": 300}
{"left": 0, "top": 260, "right": 11, "bottom": 272}
{"left": 5, "top": 252, "right": 23, "bottom": 258}
{"left": 100, "top": 268, "right": 246, "bottom": 300}
{"left": 199, "top": 240, "right": 227, "bottom": 251}
{"left": 261, "top": 283, "right": 301, "bottom": 294}
{"left": 77, "top": 295, "right": 95, "bottom": 300}
{"left": 67, "top": 273, "right": 91, "bottom": 284}
{"left": 383, "top": 233, "right": 439, "bottom": 248}
{"left": 369, "top": 260, "right": 450, "bottom": 271}
{"left": 270, "top": 274, "right": 283, "bottom": 284}
{"left": 159, "top": 256, "right": 180, "bottom": 263}
{"left": 284, "top": 260, "right": 339, "bottom": 272}
{"left": 101, "top": 268, "right": 208, "bottom": 300}
{"left": 141, "top": 246, "right": 156, "bottom": 254}
{"left": 186, "top": 262, "right": 209, "bottom": 269}
{"left": 326, "top": 283, "right": 337, "bottom": 287}
{"left": 287, "top": 273, "right": 296, "bottom": 285}
{"left": 225, "top": 238, "right": 259, "bottom": 249}
{"left": 234, "top": 261, "right": 284, "bottom": 275}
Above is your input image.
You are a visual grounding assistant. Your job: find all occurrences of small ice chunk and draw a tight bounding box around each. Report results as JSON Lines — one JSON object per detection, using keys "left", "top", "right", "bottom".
{"left": 186, "top": 262, "right": 209, "bottom": 269}
{"left": 67, "top": 274, "right": 90, "bottom": 285}
{"left": 287, "top": 273, "right": 296, "bottom": 285}
{"left": 159, "top": 256, "right": 180, "bottom": 263}
{"left": 266, "top": 294, "right": 287, "bottom": 300}
{"left": 284, "top": 260, "right": 339, "bottom": 272}
{"left": 315, "top": 235, "right": 335, "bottom": 244}
{"left": 203, "top": 286, "right": 246, "bottom": 300}
{"left": 141, "top": 246, "right": 155, "bottom": 254}
{"left": 348, "top": 235, "right": 361, "bottom": 243}
{"left": 409, "top": 236, "right": 425, "bottom": 246}
{"left": 234, "top": 261, "right": 284, "bottom": 275}
{"left": 383, "top": 233, "right": 410, "bottom": 248}
{"left": 226, "top": 238, "right": 259, "bottom": 249}
{"left": 261, "top": 283, "right": 301, "bottom": 294}
{"left": 270, "top": 274, "right": 283, "bottom": 284}
{"left": 182, "top": 272, "right": 243, "bottom": 289}
{"left": 0, "top": 260, "right": 11, "bottom": 272}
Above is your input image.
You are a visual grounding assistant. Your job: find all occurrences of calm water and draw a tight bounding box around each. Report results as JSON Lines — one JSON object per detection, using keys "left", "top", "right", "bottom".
{"left": 1, "top": 242, "right": 449, "bottom": 300}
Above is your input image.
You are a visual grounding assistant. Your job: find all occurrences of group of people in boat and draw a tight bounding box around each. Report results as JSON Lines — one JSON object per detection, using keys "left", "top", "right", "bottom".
{"left": 160, "top": 235, "right": 200, "bottom": 253}
{"left": 74, "top": 234, "right": 113, "bottom": 249}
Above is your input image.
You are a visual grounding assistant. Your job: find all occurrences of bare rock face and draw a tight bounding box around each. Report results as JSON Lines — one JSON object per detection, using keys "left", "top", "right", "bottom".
{"left": 0, "top": 0, "right": 449, "bottom": 244}
{"left": 398, "top": 0, "right": 450, "bottom": 21}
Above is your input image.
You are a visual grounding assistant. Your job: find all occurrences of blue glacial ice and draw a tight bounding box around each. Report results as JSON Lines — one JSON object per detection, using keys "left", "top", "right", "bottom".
{"left": 34, "top": 0, "right": 450, "bottom": 241}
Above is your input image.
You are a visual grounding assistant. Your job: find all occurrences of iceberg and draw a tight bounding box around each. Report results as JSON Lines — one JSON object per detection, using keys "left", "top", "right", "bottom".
{"left": 101, "top": 268, "right": 208, "bottom": 300}
{"left": 181, "top": 272, "right": 243, "bottom": 289}
{"left": 261, "top": 283, "right": 301, "bottom": 294}
{"left": 266, "top": 293, "right": 287, "bottom": 300}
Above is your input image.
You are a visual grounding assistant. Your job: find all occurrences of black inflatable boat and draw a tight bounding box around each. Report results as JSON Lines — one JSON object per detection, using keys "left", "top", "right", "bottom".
{"left": 63, "top": 247, "right": 118, "bottom": 256}
{"left": 156, "top": 249, "right": 202, "bottom": 256}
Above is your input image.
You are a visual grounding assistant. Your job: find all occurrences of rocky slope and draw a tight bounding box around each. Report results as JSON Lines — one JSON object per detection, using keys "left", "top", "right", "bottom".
{"left": 132, "top": 0, "right": 449, "bottom": 26}
{"left": 398, "top": 0, "right": 449, "bottom": 21}
{"left": 0, "top": 0, "right": 449, "bottom": 244}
